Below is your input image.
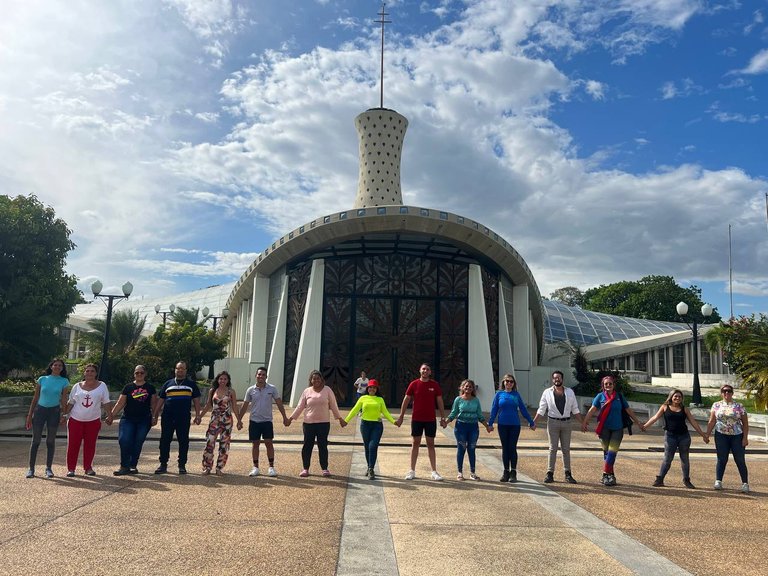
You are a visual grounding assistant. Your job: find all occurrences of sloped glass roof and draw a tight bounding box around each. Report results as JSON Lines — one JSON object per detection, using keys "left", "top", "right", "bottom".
{"left": 543, "top": 299, "right": 685, "bottom": 346}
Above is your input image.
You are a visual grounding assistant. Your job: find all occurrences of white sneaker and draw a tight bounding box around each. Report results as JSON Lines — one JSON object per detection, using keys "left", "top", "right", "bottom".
{"left": 404, "top": 470, "right": 416, "bottom": 480}
{"left": 714, "top": 480, "right": 723, "bottom": 490}
{"left": 249, "top": 467, "right": 260, "bottom": 477}
{"left": 741, "top": 482, "right": 750, "bottom": 494}
{"left": 431, "top": 470, "right": 443, "bottom": 481}
{"left": 267, "top": 467, "right": 277, "bottom": 477}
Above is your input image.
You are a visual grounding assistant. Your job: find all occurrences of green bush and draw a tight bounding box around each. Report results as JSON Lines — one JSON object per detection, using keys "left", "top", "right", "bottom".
{"left": 0, "top": 379, "right": 37, "bottom": 396}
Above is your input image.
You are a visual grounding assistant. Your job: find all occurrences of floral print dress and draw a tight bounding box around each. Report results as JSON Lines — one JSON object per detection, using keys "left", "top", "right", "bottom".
{"left": 202, "top": 391, "right": 233, "bottom": 471}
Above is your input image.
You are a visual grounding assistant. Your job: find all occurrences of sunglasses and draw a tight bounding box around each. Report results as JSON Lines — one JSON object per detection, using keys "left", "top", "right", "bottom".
{"left": 721, "top": 389, "right": 734, "bottom": 394}
{"left": 503, "top": 379, "right": 514, "bottom": 383}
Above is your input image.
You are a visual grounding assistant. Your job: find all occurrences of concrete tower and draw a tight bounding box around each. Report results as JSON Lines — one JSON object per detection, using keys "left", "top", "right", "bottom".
{"left": 353, "top": 108, "right": 408, "bottom": 208}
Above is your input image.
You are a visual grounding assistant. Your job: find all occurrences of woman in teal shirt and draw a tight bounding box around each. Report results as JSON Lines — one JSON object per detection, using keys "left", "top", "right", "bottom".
{"left": 25, "top": 358, "right": 70, "bottom": 478}
{"left": 447, "top": 379, "right": 491, "bottom": 480}
{"left": 344, "top": 379, "right": 398, "bottom": 479}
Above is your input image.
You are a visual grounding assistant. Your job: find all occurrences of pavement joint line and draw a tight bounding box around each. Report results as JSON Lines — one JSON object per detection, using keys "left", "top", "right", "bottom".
{"left": 336, "top": 418, "right": 400, "bottom": 576}
{"left": 441, "top": 423, "right": 695, "bottom": 576}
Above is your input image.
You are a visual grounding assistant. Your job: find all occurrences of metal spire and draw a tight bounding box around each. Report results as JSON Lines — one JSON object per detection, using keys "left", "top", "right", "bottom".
{"left": 375, "top": 3, "right": 391, "bottom": 108}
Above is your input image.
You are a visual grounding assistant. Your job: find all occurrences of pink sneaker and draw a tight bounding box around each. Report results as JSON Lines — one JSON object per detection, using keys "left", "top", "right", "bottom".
{"left": 322, "top": 469, "right": 331, "bottom": 477}
{"left": 299, "top": 469, "right": 309, "bottom": 477}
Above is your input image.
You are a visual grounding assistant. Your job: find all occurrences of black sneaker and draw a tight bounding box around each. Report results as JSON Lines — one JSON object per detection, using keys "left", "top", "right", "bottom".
{"left": 606, "top": 474, "right": 617, "bottom": 486}
{"left": 85, "top": 469, "right": 96, "bottom": 476}
{"left": 683, "top": 478, "right": 696, "bottom": 489}
{"left": 544, "top": 471, "right": 554, "bottom": 484}
{"left": 113, "top": 467, "right": 131, "bottom": 476}
{"left": 154, "top": 464, "right": 168, "bottom": 475}
{"left": 369, "top": 469, "right": 376, "bottom": 480}
{"left": 564, "top": 471, "right": 577, "bottom": 484}
{"left": 601, "top": 473, "right": 609, "bottom": 485}
{"left": 500, "top": 470, "right": 510, "bottom": 482}
{"left": 508, "top": 469, "right": 517, "bottom": 483}
{"left": 653, "top": 476, "right": 665, "bottom": 487}
{"left": 128, "top": 468, "right": 139, "bottom": 475}
{"left": 178, "top": 466, "right": 187, "bottom": 475}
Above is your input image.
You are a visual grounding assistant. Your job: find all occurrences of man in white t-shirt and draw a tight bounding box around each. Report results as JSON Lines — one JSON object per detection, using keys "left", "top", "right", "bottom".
{"left": 353, "top": 371, "right": 369, "bottom": 402}
{"left": 238, "top": 367, "right": 289, "bottom": 477}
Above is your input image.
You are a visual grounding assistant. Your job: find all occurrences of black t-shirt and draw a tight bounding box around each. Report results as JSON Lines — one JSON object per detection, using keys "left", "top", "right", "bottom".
{"left": 121, "top": 383, "right": 156, "bottom": 420}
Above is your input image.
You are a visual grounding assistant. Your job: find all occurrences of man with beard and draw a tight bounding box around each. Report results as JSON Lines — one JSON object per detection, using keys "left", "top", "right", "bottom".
{"left": 531, "top": 370, "right": 583, "bottom": 484}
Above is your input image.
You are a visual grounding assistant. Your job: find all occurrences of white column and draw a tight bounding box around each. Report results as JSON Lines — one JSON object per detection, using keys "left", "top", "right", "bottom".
{"left": 467, "top": 264, "right": 495, "bottom": 407}
{"left": 497, "top": 283, "right": 515, "bottom": 381}
{"left": 267, "top": 274, "right": 289, "bottom": 397}
{"left": 290, "top": 259, "right": 325, "bottom": 406}
{"left": 512, "top": 285, "right": 531, "bottom": 370}
{"left": 248, "top": 275, "right": 270, "bottom": 365}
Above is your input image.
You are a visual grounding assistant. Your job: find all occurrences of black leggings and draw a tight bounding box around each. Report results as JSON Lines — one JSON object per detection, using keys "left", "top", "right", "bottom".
{"left": 302, "top": 422, "right": 331, "bottom": 470}
{"left": 29, "top": 405, "right": 61, "bottom": 469}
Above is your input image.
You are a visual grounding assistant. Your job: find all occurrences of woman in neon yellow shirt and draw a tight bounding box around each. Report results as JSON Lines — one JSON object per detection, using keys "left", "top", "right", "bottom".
{"left": 344, "top": 379, "right": 399, "bottom": 479}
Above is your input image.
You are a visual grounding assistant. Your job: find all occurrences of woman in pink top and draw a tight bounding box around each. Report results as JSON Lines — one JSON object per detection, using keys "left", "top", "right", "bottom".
{"left": 288, "top": 370, "right": 346, "bottom": 477}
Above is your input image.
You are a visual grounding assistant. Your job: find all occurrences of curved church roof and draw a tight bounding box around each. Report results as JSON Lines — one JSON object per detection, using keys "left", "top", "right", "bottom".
{"left": 223, "top": 204, "right": 546, "bottom": 350}
{"left": 543, "top": 299, "right": 687, "bottom": 346}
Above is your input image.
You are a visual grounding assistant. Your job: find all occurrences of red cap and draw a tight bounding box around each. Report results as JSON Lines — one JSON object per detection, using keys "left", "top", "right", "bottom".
{"left": 367, "top": 379, "right": 379, "bottom": 388}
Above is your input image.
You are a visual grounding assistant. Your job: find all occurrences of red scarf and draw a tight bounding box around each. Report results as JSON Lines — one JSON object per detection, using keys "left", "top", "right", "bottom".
{"left": 595, "top": 390, "right": 616, "bottom": 436}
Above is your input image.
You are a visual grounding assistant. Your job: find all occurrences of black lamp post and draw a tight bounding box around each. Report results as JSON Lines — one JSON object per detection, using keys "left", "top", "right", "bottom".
{"left": 676, "top": 301, "right": 714, "bottom": 406}
{"left": 91, "top": 280, "right": 133, "bottom": 383}
{"left": 201, "top": 307, "right": 229, "bottom": 380}
{"left": 154, "top": 303, "right": 176, "bottom": 325}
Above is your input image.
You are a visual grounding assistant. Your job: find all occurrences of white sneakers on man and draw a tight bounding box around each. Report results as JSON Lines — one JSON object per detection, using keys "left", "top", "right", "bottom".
{"left": 714, "top": 480, "right": 723, "bottom": 490}
{"left": 404, "top": 470, "right": 416, "bottom": 480}
{"left": 430, "top": 471, "right": 443, "bottom": 481}
{"left": 267, "top": 467, "right": 277, "bottom": 477}
{"left": 741, "top": 482, "right": 750, "bottom": 494}
{"left": 249, "top": 467, "right": 260, "bottom": 477}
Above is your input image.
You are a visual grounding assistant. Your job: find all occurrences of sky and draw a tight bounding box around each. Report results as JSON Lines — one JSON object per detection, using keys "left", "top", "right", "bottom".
{"left": 1, "top": 0, "right": 767, "bottom": 320}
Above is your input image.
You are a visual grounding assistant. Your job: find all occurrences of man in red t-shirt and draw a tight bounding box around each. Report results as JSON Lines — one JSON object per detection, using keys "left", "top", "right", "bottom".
{"left": 396, "top": 363, "right": 447, "bottom": 481}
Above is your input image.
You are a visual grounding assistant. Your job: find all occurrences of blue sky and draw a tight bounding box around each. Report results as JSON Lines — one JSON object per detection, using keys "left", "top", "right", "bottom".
{"left": 1, "top": 0, "right": 767, "bottom": 319}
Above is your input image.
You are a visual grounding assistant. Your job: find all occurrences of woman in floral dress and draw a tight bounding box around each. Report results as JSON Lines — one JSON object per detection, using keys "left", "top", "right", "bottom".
{"left": 201, "top": 371, "right": 241, "bottom": 475}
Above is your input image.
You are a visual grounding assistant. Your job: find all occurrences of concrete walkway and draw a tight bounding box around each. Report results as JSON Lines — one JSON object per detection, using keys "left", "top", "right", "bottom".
{"left": 1, "top": 411, "right": 766, "bottom": 576}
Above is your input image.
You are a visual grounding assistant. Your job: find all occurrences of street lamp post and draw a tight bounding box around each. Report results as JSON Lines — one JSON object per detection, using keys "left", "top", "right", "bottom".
{"left": 676, "top": 301, "right": 714, "bottom": 406}
{"left": 154, "top": 303, "right": 176, "bottom": 325}
{"left": 201, "top": 307, "right": 229, "bottom": 380}
{"left": 91, "top": 280, "right": 133, "bottom": 383}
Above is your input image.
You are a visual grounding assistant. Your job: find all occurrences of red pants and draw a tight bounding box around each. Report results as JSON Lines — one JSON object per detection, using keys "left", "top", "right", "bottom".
{"left": 67, "top": 418, "right": 101, "bottom": 472}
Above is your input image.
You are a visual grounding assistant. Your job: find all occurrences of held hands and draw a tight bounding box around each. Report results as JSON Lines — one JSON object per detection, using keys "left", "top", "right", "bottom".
{"left": 236, "top": 420, "right": 243, "bottom": 431}
{"left": 528, "top": 422, "right": 536, "bottom": 431}
{"left": 339, "top": 418, "right": 347, "bottom": 428}
{"left": 702, "top": 433, "right": 710, "bottom": 444}
{"left": 484, "top": 423, "right": 493, "bottom": 434}
{"left": 193, "top": 415, "right": 202, "bottom": 425}
{"left": 105, "top": 414, "right": 114, "bottom": 426}
{"left": 581, "top": 421, "right": 589, "bottom": 433}
{"left": 439, "top": 417, "right": 447, "bottom": 429}
{"left": 283, "top": 416, "right": 291, "bottom": 427}
{"left": 395, "top": 415, "right": 404, "bottom": 427}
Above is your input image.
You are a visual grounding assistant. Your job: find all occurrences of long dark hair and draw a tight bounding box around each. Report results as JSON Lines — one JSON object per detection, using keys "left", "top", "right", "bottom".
{"left": 45, "top": 358, "right": 69, "bottom": 379}
{"left": 209, "top": 371, "right": 232, "bottom": 401}
{"left": 308, "top": 370, "right": 324, "bottom": 386}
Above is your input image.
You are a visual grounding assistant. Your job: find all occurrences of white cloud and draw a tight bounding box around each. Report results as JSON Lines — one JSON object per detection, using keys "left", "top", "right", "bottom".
{"left": 737, "top": 48, "right": 768, "bottom": 75}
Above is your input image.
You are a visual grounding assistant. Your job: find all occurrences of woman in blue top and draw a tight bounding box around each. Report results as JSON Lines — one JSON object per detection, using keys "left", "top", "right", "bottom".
{"left": 25, "top": 358, "right": 70, "bottom": 478}
{"left": 581, "top": 375, "right": 644, "bottom": 486}
{"left": 487, "top": 373, "right": 535, "bottom": 483}
{"left": 447, "top": 380, "right": 491, "bottom": 480}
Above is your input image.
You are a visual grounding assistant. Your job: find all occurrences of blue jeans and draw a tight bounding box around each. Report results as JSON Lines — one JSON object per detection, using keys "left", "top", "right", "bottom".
{"left": 454, "top": 421, "right": 479, "bottom": 473}
{"left": 497, "top": 424, "right": 521, "bottom": 471}
{"left": 714, "top": 432, "right": 748, "bottom": 483}
{"left": 119, "top": 417, "right": 152, "bottom": 468}
{"left": 360, "top": 420, "right": 384, "bottom": 468}
{"left": 658, "top": 432, "right": 691, "bottom": 479}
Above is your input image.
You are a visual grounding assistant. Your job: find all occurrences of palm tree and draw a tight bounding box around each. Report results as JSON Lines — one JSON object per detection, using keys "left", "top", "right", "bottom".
{"left": 736, "top": 334, "right": 768, "bottom": 411}
{"left": 80, "top": 308, "right": 147, "bottom": 355}
{"left": 170, "top": 306, "right": 206, "bottom": 327}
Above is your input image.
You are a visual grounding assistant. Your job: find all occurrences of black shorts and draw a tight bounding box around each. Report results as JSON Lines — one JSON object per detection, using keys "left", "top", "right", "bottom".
{"left": 411, "top": 420, "right": 437, "bottom": 438}
{"left": 248, "top": 420, "right": 274, "bottom": 441}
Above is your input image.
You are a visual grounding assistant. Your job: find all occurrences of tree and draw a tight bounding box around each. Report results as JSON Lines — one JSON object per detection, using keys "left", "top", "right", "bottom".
{"left": 170, "top": 306, "right": 206, "bottom": 327}
{"left": 582, "top": 275, "right": 721, "bottom": 323}
{"left": 549, "top": 286, "right": 585, "bottom": 307}
{"left": 133, "top": 322, "right": 229, "bottom": 383}
{"left": 79, "top": 308, "right": 147, "bottom": 384}
{"left": 705, "top": 314, "right": 768, "bottom": 409}
{"left": 0, "top": 195, "right": 82, "bottom": 378}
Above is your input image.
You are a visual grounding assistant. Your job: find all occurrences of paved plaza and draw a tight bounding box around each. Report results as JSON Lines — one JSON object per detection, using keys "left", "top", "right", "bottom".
{"left": 1, "top": 410, "right": 766, "bottom": 576}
